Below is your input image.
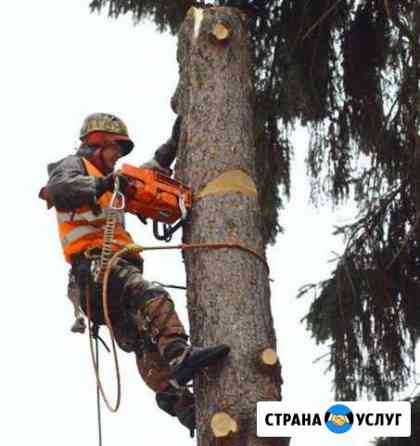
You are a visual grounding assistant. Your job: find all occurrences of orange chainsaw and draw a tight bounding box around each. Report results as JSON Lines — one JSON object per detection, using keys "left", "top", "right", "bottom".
{"left": 119, "top": 164, "right": 192, "bottom": 242}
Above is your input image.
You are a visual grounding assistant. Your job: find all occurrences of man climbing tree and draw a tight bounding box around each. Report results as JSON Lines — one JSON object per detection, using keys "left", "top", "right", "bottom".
{"left": 41, "top": 4, "right": 288, "bottom": 442}
{"left": 39, "top": 112, "right": 230, "bottom": 436}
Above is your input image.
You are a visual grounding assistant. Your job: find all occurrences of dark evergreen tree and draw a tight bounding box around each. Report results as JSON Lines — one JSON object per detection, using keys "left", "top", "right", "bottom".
{"left": 90, "top": 0, "right": 420, "bottom": 401}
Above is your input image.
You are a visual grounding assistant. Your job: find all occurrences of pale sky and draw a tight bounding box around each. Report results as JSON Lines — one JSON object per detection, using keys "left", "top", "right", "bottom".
{"left": 1, "top": 1, "right": 417, "bottom": 445}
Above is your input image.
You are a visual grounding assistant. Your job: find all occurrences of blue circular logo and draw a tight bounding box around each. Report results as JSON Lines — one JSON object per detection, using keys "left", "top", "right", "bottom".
{"left": 324, "top": 404, "right": 354, "bottom": 434}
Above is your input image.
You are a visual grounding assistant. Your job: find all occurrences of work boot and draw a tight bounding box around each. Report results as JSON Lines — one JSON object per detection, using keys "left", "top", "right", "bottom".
{"left": 165, "top": 341, "right": 230, "bottom": 387}
{"left": 156, "top": 386, "right": 196, "bottom": 437}
{"left": 135, "top": 291, "right": 230, "bottom": 385}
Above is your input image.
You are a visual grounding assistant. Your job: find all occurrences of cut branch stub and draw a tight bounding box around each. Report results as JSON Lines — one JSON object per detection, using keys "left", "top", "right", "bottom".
{"left": 259, "top": 348, "right": 278, "bottom": 369}
{"left": 211, "top": 22, "right": 231, "bottom": 41}
{"left": 211, "top": 412, "right": 239, "bottom": 438}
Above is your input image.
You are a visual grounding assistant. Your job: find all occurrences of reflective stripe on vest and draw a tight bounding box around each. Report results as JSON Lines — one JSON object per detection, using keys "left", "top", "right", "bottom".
{"left": 56, "top": 209, "right": 104, "bottom": 224}
{"left": 56, "top": 208, "right": 124, "bottom": 225}
{"left": 55, "top": 157, "right": 133, "bottom": 262}
{"left": 61, "top": 225, "right": 99, "bottom": 247}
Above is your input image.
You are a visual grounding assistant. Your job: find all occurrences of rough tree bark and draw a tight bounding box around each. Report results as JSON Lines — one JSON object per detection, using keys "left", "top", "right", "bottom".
{"left": 414, "top": 3, "right": 420, "bottom": 241}
{"left": 173, "top": 7, "right": 286, "bottom": 446}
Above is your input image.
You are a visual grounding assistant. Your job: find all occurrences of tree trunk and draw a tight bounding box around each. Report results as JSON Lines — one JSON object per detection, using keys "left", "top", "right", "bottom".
{"left": 414, "top": 2, "right": 420, "bottom": 241}
{"left": 173, "top": 7, "right": 285, "bottom": 446}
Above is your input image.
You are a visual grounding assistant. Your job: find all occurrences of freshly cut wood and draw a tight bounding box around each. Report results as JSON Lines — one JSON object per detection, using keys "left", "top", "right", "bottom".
{"left": 212, "top": 23, "right": 231, "bottom": 41}
{"left": 211, "top": 412, "right": 238, "bottom": 438}
{"left": 259, "top": 348, "right": 278, "bottom": 367}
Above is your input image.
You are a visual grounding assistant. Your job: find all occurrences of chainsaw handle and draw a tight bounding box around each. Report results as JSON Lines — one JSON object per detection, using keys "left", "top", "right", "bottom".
{"left": 153, "top": 221, "right": 173, "bottom": 242}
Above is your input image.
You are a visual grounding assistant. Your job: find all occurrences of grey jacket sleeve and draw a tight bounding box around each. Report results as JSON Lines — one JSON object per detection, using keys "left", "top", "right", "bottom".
{"left": 46, "top": 155, "right": 107, "bottom": 211}
{"left": 153, "top": 139, "right": 178, "bottom": 169}
{"left": 153, "top": 116, "right": 181, "bottom": 168}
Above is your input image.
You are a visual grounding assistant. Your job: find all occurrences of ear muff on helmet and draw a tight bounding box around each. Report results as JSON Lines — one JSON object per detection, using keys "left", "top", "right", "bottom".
{"left": 115, "top": 139, "right": 134, "bottom": 156}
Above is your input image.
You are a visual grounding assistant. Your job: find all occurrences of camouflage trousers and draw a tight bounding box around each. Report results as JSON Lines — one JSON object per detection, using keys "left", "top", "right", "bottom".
{"left": 70, "top": 254, "right": 188, "bottom": 393}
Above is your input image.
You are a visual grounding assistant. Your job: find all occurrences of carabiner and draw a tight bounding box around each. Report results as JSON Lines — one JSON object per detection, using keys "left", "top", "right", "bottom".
{"left": 110, "top": 176, "right": 126, "bottom": 210}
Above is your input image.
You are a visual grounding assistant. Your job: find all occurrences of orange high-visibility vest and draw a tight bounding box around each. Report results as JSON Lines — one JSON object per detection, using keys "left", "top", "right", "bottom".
{"left": 56, "top": 158, "right": 134, "bottom": 263}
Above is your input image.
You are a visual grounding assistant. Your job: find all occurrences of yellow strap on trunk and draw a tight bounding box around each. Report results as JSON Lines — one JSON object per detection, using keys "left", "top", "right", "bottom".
{"left": 195, "top": 170, "right": 258, "bottom": 200}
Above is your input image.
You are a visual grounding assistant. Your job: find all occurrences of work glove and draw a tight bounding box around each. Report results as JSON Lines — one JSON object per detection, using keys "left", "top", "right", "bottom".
{"left": 95, "top": 173, "right": 115, "bottom": 197}
{"left": 95, "top": 173, "right": 131, "bottom": 197}
{"left": 140, "top": 158, "right": 172, "bottom": 177}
